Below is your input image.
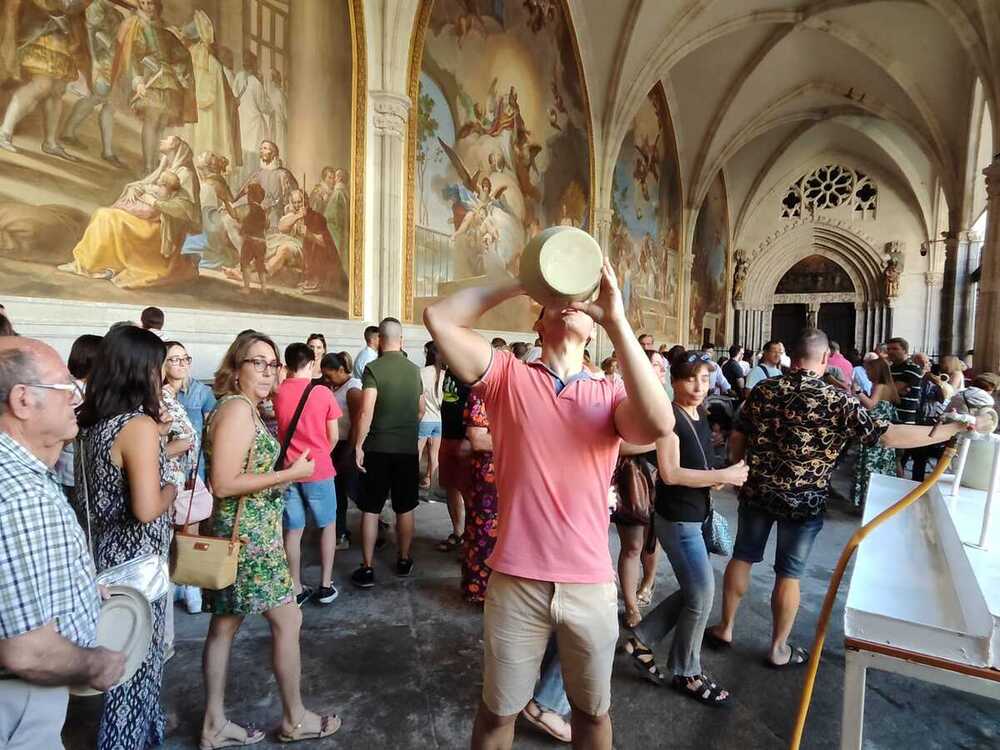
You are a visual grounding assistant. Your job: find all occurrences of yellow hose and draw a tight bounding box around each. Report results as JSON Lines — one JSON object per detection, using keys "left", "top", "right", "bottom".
{"left": 788, "top": 442, "right": 958, "bottom": 750}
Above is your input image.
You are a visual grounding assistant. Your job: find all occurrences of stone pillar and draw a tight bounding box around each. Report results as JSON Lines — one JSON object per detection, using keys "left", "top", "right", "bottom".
{"left": 854, "top": 302, "right": 865, "bottom": 353}
{"left": 593, "top": 208, "right": 614, "bottom": 358}
{"left": 369, "top": 91, "right": 410, "bottom": 321}
{"left": 923, "top": 271, "right": 944, "bottom": 356}
{"left": 682, "top": 253, "right": 694, "bottom": 346}
{"left": 287, "top": 0, "right": 352, "bottom": 178}
{"left": 806, "top": 301, "right": 820, "bottom": 328}
{"left": 973, "top": 159, "right": 1000, "bottom": 373}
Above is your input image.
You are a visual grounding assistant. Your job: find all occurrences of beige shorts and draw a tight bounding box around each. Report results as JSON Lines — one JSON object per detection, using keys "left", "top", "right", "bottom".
{"left": 482, "top": 571, "right": 619, "bottom": 717}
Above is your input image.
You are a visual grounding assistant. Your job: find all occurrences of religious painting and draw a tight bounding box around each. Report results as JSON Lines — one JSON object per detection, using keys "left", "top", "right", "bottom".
{"left": 0, "top": 0, "right": 365, "bottom": 319}
{"left": 609, "top": 82, "right": 682, "bottom": 346}
{"left": 689, "top": 172, "right": 730, "bottom": 345}
{"left": 407, "top": 0, "right": 594, "bottom": 330}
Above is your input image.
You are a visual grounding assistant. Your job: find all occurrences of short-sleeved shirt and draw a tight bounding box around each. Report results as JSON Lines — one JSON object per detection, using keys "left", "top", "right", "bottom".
{"left": 333, "top": 377, "right": 362, "bottom": 440}
{"left": 441, "top": 370, "right": 471, "bottom": 440}
{"left": 175, "top": 377, "right": 217, "bottom": 437}
{"left": 890, "top": 358, "right": 923, "bottom": 423}
{"left": 746, "top": 363, "right": 782, "bottom": 390}
{"left": 735, "top": 370, "right": 890, "bottom": 520}
{"left": 274, "top": 377, "right": 342, "bottom": 481}
{"left": 353, "top": 346, "right": 378, "bottom": 381}
{"left": 362, "top": 351, "right": 423, "bottom": 454}
{"left": 0, "top": 433, "right": 99, "bottom": 669}
{"left": 722, "top": 360, "right": 745, "bottom": 390}
{"left": 473, "top": 349, "right": 627, "bottom": 583}
{"left": 420, "top": 365, "right": 444, "bottom": 423}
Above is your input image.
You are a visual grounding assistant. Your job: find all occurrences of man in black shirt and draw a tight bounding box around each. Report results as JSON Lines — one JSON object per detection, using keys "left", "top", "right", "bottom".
{"left": 721, "top": 345, "right": 746, "bottom": 399}
{"left": 886, "top": 337, "right": 923, "bottom": 424}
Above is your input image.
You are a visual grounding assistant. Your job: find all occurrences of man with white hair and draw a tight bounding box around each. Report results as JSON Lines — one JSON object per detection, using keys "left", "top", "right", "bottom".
{"left": 0, "top": 338, "right": 125, "bottom": 747}
{"left": 351, "top": 318, "right": 425, "bottom": 588}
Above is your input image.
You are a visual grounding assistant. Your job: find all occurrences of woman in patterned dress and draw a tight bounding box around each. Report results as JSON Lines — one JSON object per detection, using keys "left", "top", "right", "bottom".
{"left": 75, "top": 326, "right": 177, "bottom": 750}
{"left": 461, "top": 391, "right": 498, "bottom": 604}
{"left": 852, "top": 357, "right": 899, "bottom": 508}
{"left": 200, "top": 332, "right": 340, "bottom": 748}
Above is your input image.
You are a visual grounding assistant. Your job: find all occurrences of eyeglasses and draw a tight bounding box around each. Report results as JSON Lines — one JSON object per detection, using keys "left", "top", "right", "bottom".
{"left": 242, "top": 357, "right": 281, "bottom": 374}
{"left": 165, "top": 356, "right": 192, "bottom": 366}
{"left": 22, "top": 381, "right": 84, "bottom": 406}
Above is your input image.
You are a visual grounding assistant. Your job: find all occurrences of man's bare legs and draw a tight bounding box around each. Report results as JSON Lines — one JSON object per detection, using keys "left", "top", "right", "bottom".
{"left": 319, "top": 523, "right": 337, "bottom": 588}
{"left": 707, "top": 558, "right": 752, "bottom": 644}
{"left": 768, "top": 576, "right": 801, "bottom": 665}
{"left": 569, "top": 708, "right": 612, "bottom": 750}
{"left": 396, "top": 509, "right": 414, "bottom": 560}
{"left": 0, "top": 77, "right": 66, "bottom": 152}
{"left": 360, "top": 511, "right": 379, "bottom": 567}
{"left": 470, "top": 703, "right": 516, "bottom": 750}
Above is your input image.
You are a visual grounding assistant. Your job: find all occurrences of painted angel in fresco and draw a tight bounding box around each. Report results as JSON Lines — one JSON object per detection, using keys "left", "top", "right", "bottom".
{"left": 438, "top": 136, "right": 520, "bottom": 276}
{"left": 0, "top": 0, "right": 91, "bottom": 159}
{"left": 634, "top": 133, "right": 661, "bottom": 201}
{"left": 435, "top": 0, "right": 504, "bottom": 48}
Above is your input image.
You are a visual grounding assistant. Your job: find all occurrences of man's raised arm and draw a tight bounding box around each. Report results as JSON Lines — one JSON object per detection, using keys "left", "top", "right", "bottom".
{"left": 423, "top": 278, "right": 523, "bottom": 384}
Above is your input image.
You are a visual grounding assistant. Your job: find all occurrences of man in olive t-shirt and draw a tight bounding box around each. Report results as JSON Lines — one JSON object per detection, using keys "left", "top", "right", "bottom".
{"left": 351, "top": 317, "right": 425, "bottom": 588}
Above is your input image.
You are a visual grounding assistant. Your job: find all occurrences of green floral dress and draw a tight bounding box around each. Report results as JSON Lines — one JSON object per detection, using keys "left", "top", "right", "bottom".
{"left": 851, "top": 398, "right": 899, "bottom": 509}
{"left": 204, "top": 395, "right": 294, "bottom": 614}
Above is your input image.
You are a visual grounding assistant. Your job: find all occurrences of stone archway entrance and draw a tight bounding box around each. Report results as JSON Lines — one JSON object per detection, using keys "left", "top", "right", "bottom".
{"left": 734, "top": 218, "right": 891, "bottom": 353}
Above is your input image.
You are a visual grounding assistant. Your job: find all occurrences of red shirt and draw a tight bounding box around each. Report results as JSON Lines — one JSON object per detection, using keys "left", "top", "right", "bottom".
{"left": 274, "top": 378, "right": 341, "bottom": 482}
{"left": 474, "top": 350, "right": 626, "bottom": 583}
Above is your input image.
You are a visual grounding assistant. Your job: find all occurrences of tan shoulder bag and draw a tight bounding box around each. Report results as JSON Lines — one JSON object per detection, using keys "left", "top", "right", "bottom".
{"left": 170, "top": 414, "right": 257, "bottom": 590}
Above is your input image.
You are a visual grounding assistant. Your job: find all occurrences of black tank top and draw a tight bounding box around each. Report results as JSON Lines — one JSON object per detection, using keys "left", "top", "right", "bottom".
{"left": 654, "top": 403, "right": 712, "bottom": 523}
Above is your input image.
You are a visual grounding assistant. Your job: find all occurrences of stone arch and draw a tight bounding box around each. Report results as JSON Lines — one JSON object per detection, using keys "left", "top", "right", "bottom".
{"left": 735, "top": 217, "right": 891, "bottom": 353}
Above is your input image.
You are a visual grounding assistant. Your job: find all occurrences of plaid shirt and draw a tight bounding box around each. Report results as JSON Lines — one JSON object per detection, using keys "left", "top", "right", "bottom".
{"left": 0, "top": 432, "right": 99, "bottom": 656}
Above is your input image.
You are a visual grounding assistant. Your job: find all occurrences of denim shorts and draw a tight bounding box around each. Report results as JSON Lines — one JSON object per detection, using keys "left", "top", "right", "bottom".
{"left": 418, "top": 421, "right": 442, "bottom": 439}
{"left": 732, "top": 502, "right": 824, "bottom": 579}
{"left": 283, "top": 478, "right": 337, "bottom": 530}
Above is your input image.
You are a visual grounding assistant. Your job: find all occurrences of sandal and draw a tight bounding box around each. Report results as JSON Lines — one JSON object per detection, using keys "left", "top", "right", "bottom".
{"left": 624, "top": 637, "right": 666, "bottom": 686}
{"left": 703, "top": 628, "right": 732, "bottom": 650}
{"left": 435, "top": 533, "right": 462, "bottom": 552}
{"left": 765, "top": 644, "right": 810, "bottom": 670}
{"left": 520, "top": 699, "right": 572, "bottom": 743}
{"left": 277, "top": 713, "right": 341, "bottom": 743}
{"left": 636, "top": 584, "right": 654, "bottom": 608}
{"left": 672, "top": 674, "right": 730, "bottom": 707}
{"left": 623, "top": 605, "right": 642, "bottom": 630}
{"left": 200, "top": 720, "right": 265, "bottom": 749}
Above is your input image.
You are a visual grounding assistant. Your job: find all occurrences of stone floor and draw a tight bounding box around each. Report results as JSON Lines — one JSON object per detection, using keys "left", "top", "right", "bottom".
{"left": 64, "top": 486, "right": 999, "bottom": 749}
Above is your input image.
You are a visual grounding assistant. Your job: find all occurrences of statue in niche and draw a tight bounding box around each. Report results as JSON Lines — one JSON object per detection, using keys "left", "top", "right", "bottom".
{"left": 732, "top": 249, "right": 748, "bottom": 301}
{"left": 883, "top": 257, "right": 901, "bottom": 298}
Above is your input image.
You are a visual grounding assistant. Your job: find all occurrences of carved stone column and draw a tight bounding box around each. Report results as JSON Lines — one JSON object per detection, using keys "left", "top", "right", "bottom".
{"left": 938, "top": 231, "right": 974, "bottom": 356}
{"left": 369, "top": 91, "right": 410, "bottom": 321}
{"left": 923, "top": 271, "right": 944, "bottom": 356}
{"left": 973, "top": 159, "right": 1000, "bottom": 372}
{"left": 591, "top": 207, "right": 614, "bottom": 357}
{"left": 806, "top": 301, "right": 820, "bottom": 328}
{"left": 681, "top": 253, "right": 695, "bottom": 346}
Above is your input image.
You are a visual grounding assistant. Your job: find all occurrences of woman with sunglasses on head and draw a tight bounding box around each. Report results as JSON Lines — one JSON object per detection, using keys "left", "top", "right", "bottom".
{"left": 623, "top": 351, "right": 748, "bottom": 707}
{"left": 200, "top": 331, "right": 340, "bottom": 747}
{"left": 306, "top": 333, "right": 327, "bottom": 379}
{"left": 75, "top": 325, "right": 177, "bottom": 749}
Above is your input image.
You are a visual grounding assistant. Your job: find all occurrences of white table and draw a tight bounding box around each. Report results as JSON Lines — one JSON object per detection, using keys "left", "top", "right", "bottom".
{"left": 842, "top": 474, "right": 1000, "bottom": 749}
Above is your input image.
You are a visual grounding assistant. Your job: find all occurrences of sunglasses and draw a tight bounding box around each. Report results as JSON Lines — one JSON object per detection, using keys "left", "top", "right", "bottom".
{"left": 686, "top": 353, "right": 713, "bottom": 363}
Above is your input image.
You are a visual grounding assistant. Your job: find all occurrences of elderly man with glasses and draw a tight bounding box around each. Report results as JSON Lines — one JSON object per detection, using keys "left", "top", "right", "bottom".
{"left": 0, "top": 337, "right": 125, "bottom": 748}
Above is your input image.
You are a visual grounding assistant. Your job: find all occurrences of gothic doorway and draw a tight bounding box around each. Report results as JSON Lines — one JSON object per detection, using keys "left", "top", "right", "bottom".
{"left": 818, "top": 302, "right": 857, "bottom": 352}
{"left": 772, "top": 303, "right": 807, "bottom": 345}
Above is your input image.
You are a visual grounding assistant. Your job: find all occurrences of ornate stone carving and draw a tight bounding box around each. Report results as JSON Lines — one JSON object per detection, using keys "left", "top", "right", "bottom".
{"left": 985, "top": 158, "right": 1000, "bottom": 201}
{"left": 732, "top": 248, "right": 748, "bottom": 301}
{"left": 884, "top": 241, "right": 904, "bottom": 273}
{"left": 924, "top": 271, "right": 944, "bottom": 287}
{"left": 883, "top": 256, "right": 901, "bottom": 298}
{"left": 371, "top": 91, "right": 410, "bottom": 139}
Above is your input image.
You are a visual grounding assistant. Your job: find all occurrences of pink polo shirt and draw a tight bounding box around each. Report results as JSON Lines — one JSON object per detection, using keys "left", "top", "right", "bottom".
{"left": 474, "top": 350, "right": 626, "bottom": 583}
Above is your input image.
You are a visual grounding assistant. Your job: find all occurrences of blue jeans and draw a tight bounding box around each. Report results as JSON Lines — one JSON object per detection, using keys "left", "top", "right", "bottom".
{"left": 532, "top": 635, "right": 570, "bottom": 715}
{"left": 634, "top": 520, "right": 714, "bottom": 677}
{"left": 732, "top": 502, "right": 824, "bottom": 579}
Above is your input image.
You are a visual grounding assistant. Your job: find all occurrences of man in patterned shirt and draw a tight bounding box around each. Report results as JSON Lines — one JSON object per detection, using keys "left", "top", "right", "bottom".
{"left": 707, "top": 328, "right": 977, "bottom": 668}
{"left": 0, "top": 338, "right": 125, "bottom": 748}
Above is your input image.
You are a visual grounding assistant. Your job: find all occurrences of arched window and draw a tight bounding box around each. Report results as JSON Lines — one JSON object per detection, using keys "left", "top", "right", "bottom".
{"left": 781, "top": 164, "right": 878, "bottom": 221}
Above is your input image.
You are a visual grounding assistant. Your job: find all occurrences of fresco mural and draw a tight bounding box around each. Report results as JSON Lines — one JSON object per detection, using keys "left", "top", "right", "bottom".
{"left": 609, "top": 82, "right": 682, "bottom": 344}
{"left": 689, "top": 172, "right": 730, "bottom": 345}
{"left": 0, "top": 0, "right": 363, "bottom": 318}
{"left": 408, "top": 0, "right": 593, "bottom": 330}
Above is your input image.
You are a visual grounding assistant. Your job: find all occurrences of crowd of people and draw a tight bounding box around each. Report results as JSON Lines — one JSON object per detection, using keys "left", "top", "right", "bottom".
{"left": 0, "top": 284, "right": 994, "bottom": 749}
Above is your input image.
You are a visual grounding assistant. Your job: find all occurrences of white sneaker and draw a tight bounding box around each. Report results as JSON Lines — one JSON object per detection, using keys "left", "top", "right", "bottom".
{"left": 183, "top": 585, "right": 202, "bottom": 614}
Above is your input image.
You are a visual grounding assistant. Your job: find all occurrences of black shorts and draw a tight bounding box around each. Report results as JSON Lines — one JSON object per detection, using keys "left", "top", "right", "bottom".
{"left": 358, "top": 451, "right": 420, "bottom": 515}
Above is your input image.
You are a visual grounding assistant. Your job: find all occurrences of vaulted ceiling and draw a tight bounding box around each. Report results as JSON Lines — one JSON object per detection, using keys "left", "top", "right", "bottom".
{"left": 574, "top": 0, "right": 999, "bottom": 243}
